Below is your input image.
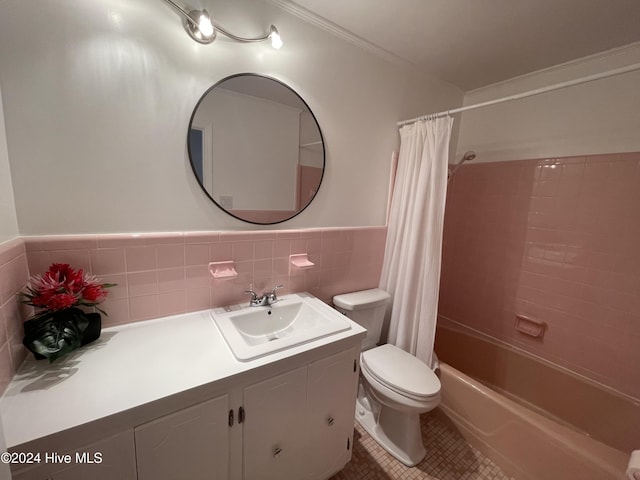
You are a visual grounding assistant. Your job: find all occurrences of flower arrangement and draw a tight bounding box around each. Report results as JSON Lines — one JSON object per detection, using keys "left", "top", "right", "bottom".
{"left": 21, "top": 263, "right": 115, "bottom": 362}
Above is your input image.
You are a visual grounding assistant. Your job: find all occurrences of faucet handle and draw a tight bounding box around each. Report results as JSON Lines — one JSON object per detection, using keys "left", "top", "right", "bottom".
{"left": 243, "top": 286, "right": 259, "bottom": 303}
{"left": 243, "top": 289, "right": 257, "bottom": 298}
{"left": 266, "top": 285, "right": 284, "bottom": 304}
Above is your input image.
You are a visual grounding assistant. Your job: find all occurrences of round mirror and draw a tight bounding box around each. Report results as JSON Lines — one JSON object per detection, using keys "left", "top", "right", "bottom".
{"left": 188, "top": 74, "right": 325, "bottom": 224}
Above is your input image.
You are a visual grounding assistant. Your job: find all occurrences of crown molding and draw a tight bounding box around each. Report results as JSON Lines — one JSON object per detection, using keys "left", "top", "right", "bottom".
{"left": 467, "top": 41, "right": 640, "bottom": 95}
{"left": 266, "top": 0, "right": 415, "bottom": 69}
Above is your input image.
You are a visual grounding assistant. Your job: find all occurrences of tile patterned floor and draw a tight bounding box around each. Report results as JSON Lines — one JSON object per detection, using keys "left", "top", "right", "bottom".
{"left": 330, "top": 411, "right": 517, "bottom": 480}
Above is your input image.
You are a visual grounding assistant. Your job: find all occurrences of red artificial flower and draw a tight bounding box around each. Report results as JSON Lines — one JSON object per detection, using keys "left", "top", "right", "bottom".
{"left": 22, "top": 263, "right": 115, "bottom": 314}
{"left": 32, "top": 292, "right": 54, "bottom": 307}
{"left": 82, "top": 284, "right": 107, "bottom": 303}
{"left": 47, "top": 293, "right": 78, "bottom": 311}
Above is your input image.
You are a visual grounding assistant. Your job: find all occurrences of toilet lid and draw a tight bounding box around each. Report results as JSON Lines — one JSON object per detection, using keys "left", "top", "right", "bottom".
{"left": 361, "top": 344, "right": 440, "bottom": 400}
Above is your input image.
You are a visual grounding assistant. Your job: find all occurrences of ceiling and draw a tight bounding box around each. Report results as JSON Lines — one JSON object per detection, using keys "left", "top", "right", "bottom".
{"left": 279, "top": 0, "right": 640, "bottom": 91}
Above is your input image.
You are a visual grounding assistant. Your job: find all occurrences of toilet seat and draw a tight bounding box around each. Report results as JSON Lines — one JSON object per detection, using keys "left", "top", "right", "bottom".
{"left": 361, "top": 344, "right": 440, "bottom": 402}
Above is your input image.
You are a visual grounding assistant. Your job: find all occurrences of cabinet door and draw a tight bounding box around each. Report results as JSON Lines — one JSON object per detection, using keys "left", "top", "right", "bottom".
{"left": 242, "top": 366, "right": 307, "bottom": 480}
{"left": 11, "top": 430, "right": 136, "bottom": 480}
{"left": 135, "top": 394, "right": 230, "bottom": 480}
{"left": 305, "top": 347, "right": 360, "bottom": 479}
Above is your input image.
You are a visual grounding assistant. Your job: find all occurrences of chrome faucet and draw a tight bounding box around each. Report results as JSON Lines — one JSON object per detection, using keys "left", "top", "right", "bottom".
{"left": 243, "top": 285, "right": 284, "bottom": 307}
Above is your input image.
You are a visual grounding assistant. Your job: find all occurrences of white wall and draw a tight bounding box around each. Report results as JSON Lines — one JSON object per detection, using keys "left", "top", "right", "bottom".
{"left": 456, "top": 42, "right": 640, "bottom": 163}
{"left": 0, "top": 86, "right": 19, "bottom": 244}
{"left": 0, "top": 0, "right": 463, "bottom": 235}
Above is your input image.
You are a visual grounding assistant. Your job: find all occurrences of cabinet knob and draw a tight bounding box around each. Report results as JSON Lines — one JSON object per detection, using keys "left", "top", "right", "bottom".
{"left": 273, "top": 446, "right": 283, "bottom": 458}
{"left": 327, "top": 416, "right": 335, "bottom": 426}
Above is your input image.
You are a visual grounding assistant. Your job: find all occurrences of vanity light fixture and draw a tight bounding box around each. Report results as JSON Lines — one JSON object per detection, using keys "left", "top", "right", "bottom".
{"left": 163, "top": 0, "right": 283, "bottom": 48}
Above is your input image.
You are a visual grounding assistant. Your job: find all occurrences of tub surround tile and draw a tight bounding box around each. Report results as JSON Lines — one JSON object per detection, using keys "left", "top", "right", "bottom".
{"left": 440, "top": 151, "right": 640, "bottom": 401}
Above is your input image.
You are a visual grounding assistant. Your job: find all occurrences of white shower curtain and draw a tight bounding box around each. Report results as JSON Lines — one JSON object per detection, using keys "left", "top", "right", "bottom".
{"left": 379, "top": 116, "right": 453, "bottom": 367}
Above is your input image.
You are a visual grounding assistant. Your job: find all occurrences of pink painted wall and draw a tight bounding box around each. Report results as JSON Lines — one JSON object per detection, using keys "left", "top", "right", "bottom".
{"left": 0, "top": 239, "right": 29, "bottom": 395}
{"left": 439, "top": 152, "right": 640, "bottom": 400}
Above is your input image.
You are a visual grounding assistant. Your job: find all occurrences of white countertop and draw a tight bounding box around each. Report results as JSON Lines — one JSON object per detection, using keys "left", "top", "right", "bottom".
{"left": 0, "top": 296, "right": 365, "bottom": 448}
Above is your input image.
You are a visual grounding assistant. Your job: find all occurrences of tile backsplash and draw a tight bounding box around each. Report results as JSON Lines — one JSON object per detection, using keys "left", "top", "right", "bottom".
{"left": 0, "top": 226, "right": 386, "bottom": 394}
{"left": 0, "top": 239, "right": 29, "bottom": 395}
{"left": 439, "top": 152, "right": 640, "bottom": 400}
{"left": 23, "top": 227, "right": 387, "bottom": 328}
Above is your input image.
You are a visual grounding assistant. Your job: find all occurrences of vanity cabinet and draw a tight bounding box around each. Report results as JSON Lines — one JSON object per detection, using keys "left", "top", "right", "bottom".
{"left": 9, "top": 344, "right": 360, "bottom": 480}
{"left": 135, "top": 346, "right": 360, "bottom": 480}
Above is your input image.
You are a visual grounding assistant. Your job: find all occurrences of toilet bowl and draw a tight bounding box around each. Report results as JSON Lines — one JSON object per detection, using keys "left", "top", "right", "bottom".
{"left": 333, "top": 289, "right": 441, "bottom": 467}
{"left": 357, "top": 344, "right": 440, "bottom": 466}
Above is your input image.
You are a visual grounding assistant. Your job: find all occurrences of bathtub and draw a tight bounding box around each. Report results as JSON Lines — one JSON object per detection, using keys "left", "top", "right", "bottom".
{"left": 433, "top": 317, "right": 639, "bottom": 480}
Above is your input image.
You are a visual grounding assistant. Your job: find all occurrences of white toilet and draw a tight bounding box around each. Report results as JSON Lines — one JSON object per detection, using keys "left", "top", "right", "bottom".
{"left": 333, "top": 288, "right": 441, "bottom": 467}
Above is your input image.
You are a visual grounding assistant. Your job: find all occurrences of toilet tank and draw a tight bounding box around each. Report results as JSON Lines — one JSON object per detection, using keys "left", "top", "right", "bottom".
{"left": 333, "top": 289, "right": 391, "bottom": 350}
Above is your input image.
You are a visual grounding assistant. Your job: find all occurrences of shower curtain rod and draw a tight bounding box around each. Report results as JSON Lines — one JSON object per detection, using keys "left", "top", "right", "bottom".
{"left": 398, "top": 62, "right": 640, "bottom": 127}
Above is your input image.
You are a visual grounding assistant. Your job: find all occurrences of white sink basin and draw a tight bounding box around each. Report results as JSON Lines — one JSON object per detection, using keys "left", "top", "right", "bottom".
{"left": 211, "top": 292, "right": 351, "bottom": 361}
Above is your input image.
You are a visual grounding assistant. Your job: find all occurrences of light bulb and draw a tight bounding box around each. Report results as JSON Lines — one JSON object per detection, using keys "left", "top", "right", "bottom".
{"left": 198, "top": 12, "right": 214, "bottom": 38}
{"left": 269, "top": 26, "right": 283, "bottom": 49}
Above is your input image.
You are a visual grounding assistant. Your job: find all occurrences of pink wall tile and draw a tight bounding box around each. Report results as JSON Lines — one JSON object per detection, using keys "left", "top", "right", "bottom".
{"left": 0, "top": 239, "right": 30, "bottom": 395}
{"left": 91, "top": 248, "right": 126, "bottom": 275}
{"left": 125, "top": 246, "right": 157, "bottom": 272}
{"left": 158, "top": 291, "right": 186, "bottom": 317}
{"left": 440, "top": 152, "right": 640, "bottom": 401}
{"left": 3, "top": 296, "right": 25, "bottom": 341}
{"left": 185, "top": 265, "right": 210, "bottom": 290}
{"left": 99, "top": 274, "right": 128, "bottom": 299}
{"left": 6, "top": 227, "right": 386, "bottom": 363}
{"left": 40, "top": 236, "right": 98, "bottom": 251}
{"left": 210, "top": 242, "right": 233, "bottom": 262}
{"left": 100, "top": 298, "right": 131, "bottom": 327}
{"left": 185, "top": 244, "right": 209, "bottom": 266}
{"left": 156, "top": 244, "right": 184, "bottom": 269}
{"left": 50, "top": 249, "right": 92, "bottom": 273}
{"left": 0, "top": 305, "right": 8, "bottom": 348}
{"left": 186, "top": 287, "right": 211, "bottom": 311}
{"left": 0, "top": 227, "right": 386, "bottom": 393}
{"left": 254, "top": 240, "right": 274, "bottom": 260}
{"left": 128, "top": 271, "right": 158, "bottom": 297}
{"left": 232, "top": 242, "right": 254, "bottom": 262}
{"left": 184, "top": 232, "right": 220, "bottom": 244}
{"left": 27, "top": 250, "right": 52, "bottom": 275}
{"left": 158, "top": 268, "right": 185, "bottom": 293}
{"left": 129, "top": 295, "right": 159, "bottom": 321}
{"left": 0, "top": 343, "right": 13, "bottom": 397}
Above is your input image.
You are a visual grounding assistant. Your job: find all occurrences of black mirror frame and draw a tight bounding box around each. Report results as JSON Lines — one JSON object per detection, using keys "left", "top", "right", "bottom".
{"left": 187, "top": 73, "right": 326, "bottom": 225}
